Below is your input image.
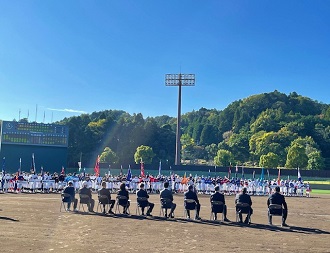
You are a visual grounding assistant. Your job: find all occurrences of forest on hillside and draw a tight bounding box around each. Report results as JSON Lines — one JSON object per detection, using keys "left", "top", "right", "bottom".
{"left": 57, "top": 90, "right": 330, "bottom": 170}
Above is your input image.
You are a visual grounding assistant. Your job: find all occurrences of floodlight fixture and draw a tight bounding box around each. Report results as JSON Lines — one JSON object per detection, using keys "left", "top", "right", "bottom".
{"left": 165, "top": 73, "right": 195, "bottom": 165}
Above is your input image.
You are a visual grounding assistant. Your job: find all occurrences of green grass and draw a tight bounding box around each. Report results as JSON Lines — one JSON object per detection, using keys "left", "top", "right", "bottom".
{"left": 309, "top": 189, "right": 330, "bottom": 194}
{"left": 308, "top": 180, "right": 330, "bottom": 184}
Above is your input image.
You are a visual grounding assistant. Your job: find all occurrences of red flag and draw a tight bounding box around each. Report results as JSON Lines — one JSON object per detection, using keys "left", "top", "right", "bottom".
{"left": 277, "top": 168, "right": 281, "bottom": 185}
{"left": 61, "top": 166, "right": 65, "bottom": 175}
{"left": 140, "top": 160, "right": 145, "bottom": 178}
{"left": 94, "top": 155, "right": 100, "bottom": 177}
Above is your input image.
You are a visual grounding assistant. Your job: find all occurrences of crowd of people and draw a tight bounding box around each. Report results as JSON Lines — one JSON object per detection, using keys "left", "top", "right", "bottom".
{"left": 0, "top": 171, "right": 312, "bottom": 198}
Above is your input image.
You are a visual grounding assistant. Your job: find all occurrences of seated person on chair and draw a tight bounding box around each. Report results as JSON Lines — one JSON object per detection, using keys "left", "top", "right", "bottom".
{"left": 63, "top": 181, "right": 78, "bottom": 211}
{"left": 235, "top": 187, "right": 253, "bottom": 224}
{"left": 210, "top": 185, "right": 230, "bottom": 221}
{"left": 117, "top": 183, "right": 130, "bottom": 214}
{"left": 98, "top": 181, "right": 115, "bottom": 214}
{"left": 184, "top": 185, "right": 201, "bottom": 220}
{"left": 267, "top": 186, "right": 288, "bottom": 226}
{"left": 79, "top": 181, "right": 95, "bottom": 212}
{"left": 136, "top": 183, "right": 154, "bottom": 216}
{"left": 160, "top": 181, "right": 176, "bottom": 218}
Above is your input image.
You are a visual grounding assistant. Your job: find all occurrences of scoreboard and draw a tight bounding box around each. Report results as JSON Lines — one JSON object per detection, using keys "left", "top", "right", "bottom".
{"left": 0, "top": 121, "right": 68, "bottom": 147}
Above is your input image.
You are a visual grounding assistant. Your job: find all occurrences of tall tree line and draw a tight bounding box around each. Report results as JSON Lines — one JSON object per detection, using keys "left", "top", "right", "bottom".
{"left": 58, "top": 90, "right": 330, "bottom": 170}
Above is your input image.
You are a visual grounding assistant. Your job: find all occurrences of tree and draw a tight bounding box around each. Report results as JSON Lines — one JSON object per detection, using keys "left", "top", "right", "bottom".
{"left": 134, "top": 145, "right": 155, "bottom": 164}
{"left": 214, "top": 149, "right": 234, "bottom": 167}
{"left": 181, "top": 133, "right": 195, "bottom": 160}
{"left": 99, "top": 147, "right": 118, "bottom": 164}
{"left": 199, "top": 124, "right": 219, "bottom": 146}
{"left": 307, "top": 151, "right": 325, "bottom": 170}
{"left": 205, "top": 143, "right": 218, "bottom": 160}
{"left": 259, "top": 152, "right": 279, "bottom": 168}
{"left": 285, "top": 144, "right": 308, "bottom": 169}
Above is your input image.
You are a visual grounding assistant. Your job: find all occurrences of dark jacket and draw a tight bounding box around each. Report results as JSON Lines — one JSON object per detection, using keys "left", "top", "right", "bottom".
{"left": 99, "top": 188, "right": 112, "bottom": 202}
{"left": 79, "top": 187, "right": 92, "bottom": 198}
{"left": 137, "top": 189, "right": 149, "bottom": 199}
{"left": 267, "top": 192, "right": 287, "bottom": 210}
{"left": 184, "top": 190, "right": 200, "bottom": 205}
{"left": 236, "top": 193, "right": 252, "bottom": 206}
{"left": 210, "top": 192, "right": 225, "bottom": 205}
{"left": 160, "top": 188, "right": 173, "bottom": 201}
{"left": 63, "top": 186, "right": 75, "bottom": 202}
{"left": 137, "top": 189, "right": 149, "bottom": 207}
{"left": 117, "top": 189, "right": 129, "bottom": 206}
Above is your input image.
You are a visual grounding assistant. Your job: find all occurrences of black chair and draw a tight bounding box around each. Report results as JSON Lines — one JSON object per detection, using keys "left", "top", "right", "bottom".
{"left": 115, "top": 195, "right": 130, "bottom": 214}
{"left": 136, "top": 197, "right": 148, "bottom": 215}
{"left": 235, "top": 202, "right": 251, "bottom": 224}
{"left": 79, "top": 194, "right": 91, "bottom": 212}
{"left": 97, "top": 195, "right": 110, "bottom": 213}
{"left": 184, "top": 199, "right": 197, "bottom": 219}
{"left": 210, "top": 201, "right": 225, "bottom": 221}
{"left": 60, "top": 193, "right": 72, "bottom": 212}
{"left": 268, "top": 204, "right": 284, "bottom": 226}
{"left": 159, "top": 198, "right": 174, "bottom": 218}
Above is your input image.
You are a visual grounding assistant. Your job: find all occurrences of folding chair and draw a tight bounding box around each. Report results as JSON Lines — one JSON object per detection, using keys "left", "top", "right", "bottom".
{"left": 136, "top": 197, "right": 148, "bottom": 215}
{"left": 60, "top": 193, "right": 72, "bottom": 212}
{"left": 159, "top": 198, "right": 173, "bottom": 218}
{"left": 268, "top": 204, "right": 284, "bottom": 226}
{"left": 210, "top": 201, "right": 224, "bottom": 221}
{"left": 115, "top": 195, "right": 130, "bottom": 214}
{"left": 79, "top": 194, "right": 91, "bottom": 212}
{"left": 235, "top": 202, "right": 251, "bottom": 224}
{"left": 184, "top": 199, "right": 197, "bottom": 219}
{"left": 97, "top": 195, "right": 110, "bottom": 213}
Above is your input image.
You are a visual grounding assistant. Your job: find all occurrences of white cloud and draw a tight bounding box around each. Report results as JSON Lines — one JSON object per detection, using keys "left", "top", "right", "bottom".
{"left": 47, "top": 108, "right": 88, "bottom": 114}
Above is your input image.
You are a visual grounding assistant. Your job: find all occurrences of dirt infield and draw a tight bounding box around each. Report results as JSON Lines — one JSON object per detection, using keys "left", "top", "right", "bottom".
{"left": 0, "top": 192, "right": 329, "bottom": 253}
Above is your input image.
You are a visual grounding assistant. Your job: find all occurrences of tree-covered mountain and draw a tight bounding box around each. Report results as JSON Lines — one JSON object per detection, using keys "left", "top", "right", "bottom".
{"left": 58, "top": 90, "right": 330, "bottom": 170}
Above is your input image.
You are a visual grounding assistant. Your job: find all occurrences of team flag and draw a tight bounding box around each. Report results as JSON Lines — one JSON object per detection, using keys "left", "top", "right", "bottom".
{"left": 242, "top": 166, "right": 245, "bottom": 178}
{"left": 260, "top": 167, "right": 265, "bottom": 181}
{"left": 108, "top": 165, "right": 111, "bottom": 176}
{"left": 61, "top": 166, "right": 65, "bottom": 175}
{"left": 158, "top": 161, "right": 162, "bottom": 176}
{"left": 181, "top": 172, "right": 188, "bottom": 184}
{"left": 277, "top": 168, "right": 281, "bottom": 185}
{"left": 120, "top": 165, "right": 123, "bottom": 176}
{"left": 127, "top": 165, "right": 132, "bottom": 181}
{"left": 78, "top": 161, "right": 82, "bottom": 172}
{"left": 31, "top": 153, "right": 36, "bottom": 173}
{"left": 267, "top": 169, "right": 270, "bottom": 180}
{"left": 228, "top": 163, "right": 232, "bottom": 178}
{"left": 18, "top": 158, "right": 22, "bottom": 175}
{"left": 2, "top": 157, "right": 5, "bottom": 176}
{"left": 298, "top": 167, "right": 302, "bottom": 182}
{"left": 40, "top": 166, "right": 44, "bottom": 176}
{"left": 140, "top": 159, "right": 145, "bottom": 178}
{"left": 252, "top": 170, "right": 255, "bottom": 180}
{"left": 235, "top": 164, "right": 238, "bottom": 178}
{"left": 1, "top": 157, "right": 5, "bottom": 190}
{"left": 94, "top": 155, "right": 100, "bottom": 177}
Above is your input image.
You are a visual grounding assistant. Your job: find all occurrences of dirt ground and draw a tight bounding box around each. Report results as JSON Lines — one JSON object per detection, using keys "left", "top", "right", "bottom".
{"left": 0, "top": 192, "right": 329, "bottom": 253}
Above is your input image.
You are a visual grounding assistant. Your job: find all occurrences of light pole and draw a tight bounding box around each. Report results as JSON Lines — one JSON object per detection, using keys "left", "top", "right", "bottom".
{"left": 165, "top": 73, "right": 195, "bottom": 165}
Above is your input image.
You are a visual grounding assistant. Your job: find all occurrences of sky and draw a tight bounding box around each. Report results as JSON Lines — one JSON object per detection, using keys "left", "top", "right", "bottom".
{"left": 1, "top": 1, "right": 330, "bottom": 123}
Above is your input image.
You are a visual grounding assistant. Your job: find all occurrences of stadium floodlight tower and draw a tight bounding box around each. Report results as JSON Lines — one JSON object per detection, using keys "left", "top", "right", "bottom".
{"left": 165, "top": 73, "right": 195, "bottom": 165}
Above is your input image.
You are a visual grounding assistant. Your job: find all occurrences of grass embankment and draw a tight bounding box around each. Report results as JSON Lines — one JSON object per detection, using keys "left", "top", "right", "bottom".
{"left": 309, "top": 189, "right": 330, "bottom": 194}
{"left": 308, "top": 180, "right": 330, "bottom": 184}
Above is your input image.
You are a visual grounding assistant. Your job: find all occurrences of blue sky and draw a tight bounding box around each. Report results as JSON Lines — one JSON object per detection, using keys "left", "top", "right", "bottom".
{"left": 1, "top": 1, "right": 330, "bottom": 123}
